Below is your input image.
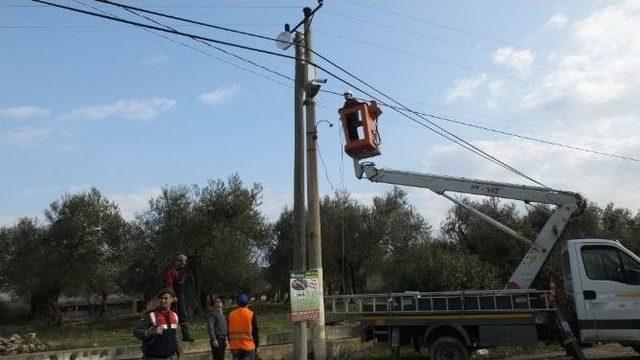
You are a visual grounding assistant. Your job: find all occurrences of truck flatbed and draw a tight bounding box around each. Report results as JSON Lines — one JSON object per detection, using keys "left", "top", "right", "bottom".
{"left": 326, "top": 289, "right": 554, "bottom": 315}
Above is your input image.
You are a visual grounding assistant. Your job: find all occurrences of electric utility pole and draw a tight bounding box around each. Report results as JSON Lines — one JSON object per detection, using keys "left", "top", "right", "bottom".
{"left": 303, "top": 5, "right": 327, "bottom": 360}
{"left": 292, "top": 31, "right": 308, "bottom": 360}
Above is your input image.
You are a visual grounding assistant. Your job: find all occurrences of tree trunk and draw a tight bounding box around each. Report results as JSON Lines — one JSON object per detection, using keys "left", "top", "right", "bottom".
{"left": 199, "top": 290, "right": 209, "bottom": 311}
{"left": 188, "top": 252, "right": 201, "bottom": 315}
{"left": 30, "top": 288, "right": 62, "bottom": 325}
{"left": 99, "top": 290, "right": 108, "bottom": 315}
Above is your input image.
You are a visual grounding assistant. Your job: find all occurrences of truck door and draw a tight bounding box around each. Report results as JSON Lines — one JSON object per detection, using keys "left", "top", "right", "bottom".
{"left": 578, "top": 244, "right": 640, "bottom": 342}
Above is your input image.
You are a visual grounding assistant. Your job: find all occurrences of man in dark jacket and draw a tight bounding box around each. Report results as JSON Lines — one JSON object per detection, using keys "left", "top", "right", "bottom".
{"left": 342, "top": 91, "right": 363, "bottom": 141}
{"left": 207, "top": 297, "right": 228, "bottom": 360}
{"left": 133, "top": 288, "right": 182, "bottom": 360}
{"left": 165, "top": 254, "right": 194, "bottom": 342}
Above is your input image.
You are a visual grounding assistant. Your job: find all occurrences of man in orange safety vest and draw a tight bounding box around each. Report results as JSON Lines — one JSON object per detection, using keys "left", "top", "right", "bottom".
{"left": 228, "top": 294, "right": 259, "bottom": 360}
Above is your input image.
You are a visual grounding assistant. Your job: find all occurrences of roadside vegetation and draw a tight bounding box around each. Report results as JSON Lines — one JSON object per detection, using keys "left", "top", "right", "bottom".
{"left": 0, "top": 302, "right": 290, "bottom": 350}
{"left": 1, "top": 174, "right": 638, "bottom": 350}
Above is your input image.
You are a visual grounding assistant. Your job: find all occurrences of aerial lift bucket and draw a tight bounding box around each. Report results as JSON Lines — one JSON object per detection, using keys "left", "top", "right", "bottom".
{"left": 339, "top": 96, "right": 382, "bottom": 160}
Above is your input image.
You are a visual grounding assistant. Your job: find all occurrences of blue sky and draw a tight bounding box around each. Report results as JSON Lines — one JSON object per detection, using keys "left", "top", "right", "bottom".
{"left": 2, "top": 0, "right": 639, "bottom": 226}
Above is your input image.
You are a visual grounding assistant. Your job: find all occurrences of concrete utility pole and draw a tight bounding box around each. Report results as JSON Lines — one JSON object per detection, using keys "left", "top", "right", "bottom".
{"left": 292, "top": 32, "right": 308, "bottom": 360}
{"left": 303, "top": 7, "right": 327, "bottom": 360}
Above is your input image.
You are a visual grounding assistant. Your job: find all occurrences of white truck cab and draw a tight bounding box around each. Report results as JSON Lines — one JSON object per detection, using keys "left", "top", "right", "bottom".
{"left": 563, "top": 239, "right": 640, "bottom": 344}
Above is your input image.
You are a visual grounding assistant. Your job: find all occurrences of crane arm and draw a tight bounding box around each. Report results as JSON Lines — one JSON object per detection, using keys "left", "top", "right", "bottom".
{"left": 354, "top": 160, "right": 584, "bottom": 289}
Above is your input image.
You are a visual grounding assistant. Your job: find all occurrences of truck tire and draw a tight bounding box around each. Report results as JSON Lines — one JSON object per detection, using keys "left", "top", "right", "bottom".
{"left": 430, "top": 336, "right": 469, "bottom": 360}
{"left": 632, "top": 345, "right": 640, "bottom": 355}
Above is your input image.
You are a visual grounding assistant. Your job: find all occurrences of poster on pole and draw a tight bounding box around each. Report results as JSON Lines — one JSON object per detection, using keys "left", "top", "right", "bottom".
{"left": 290, "top": 269, "right": 320, "bottom": 322}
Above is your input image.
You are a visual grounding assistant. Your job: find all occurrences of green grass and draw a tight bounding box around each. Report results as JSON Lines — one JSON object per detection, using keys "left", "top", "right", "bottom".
{"left": 0, "top": 302, "right": 292, "bottom": 351}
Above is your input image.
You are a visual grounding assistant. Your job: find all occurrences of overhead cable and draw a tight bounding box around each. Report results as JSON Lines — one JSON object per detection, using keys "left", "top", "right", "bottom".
{"left": 37, "top": 0, "right": 546, "bottom": 186}
{"left": 72, "top": 0, "right": 293, "bottom": 88}
{"left": 320, "top": 90, "right": 639, "bottom": 162}
{"left": 40, "top": 0, "right": 636, "bottom": 185}
{"left": 92, "top": 0, "right": 547, "bottom": 186}
{"left": 345, "top": 0, "right": 532, "bottom": 52}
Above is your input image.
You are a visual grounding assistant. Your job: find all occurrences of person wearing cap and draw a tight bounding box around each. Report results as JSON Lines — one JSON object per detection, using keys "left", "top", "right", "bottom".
{"left": 207, "top": 297, "right": 228, "bottom": 360}
{"left": 165, "top": 254, "right": 194, "bottom": 342}
{"left": 133, "top": 288, "right": 182, "bottom": 360}
{"left": 228, "top": 294, "right": 259, "bottom": 360}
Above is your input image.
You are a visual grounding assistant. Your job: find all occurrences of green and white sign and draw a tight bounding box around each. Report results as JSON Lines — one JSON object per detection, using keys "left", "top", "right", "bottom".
{"left": 290, "top": 269, "right": 320, "bottom": 322}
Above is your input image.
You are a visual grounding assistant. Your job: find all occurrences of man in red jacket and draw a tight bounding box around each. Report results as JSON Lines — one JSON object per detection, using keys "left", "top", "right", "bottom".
{"left": 165, "top": 254, "right": 194, "bottom": 342}
{"left": 133, "top": 288, "right": 182, "bottom": 359}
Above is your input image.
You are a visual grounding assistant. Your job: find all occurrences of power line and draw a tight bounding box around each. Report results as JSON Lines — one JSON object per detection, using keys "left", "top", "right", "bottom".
{"left": 317, "top": 140, "right": 337, "bottom": 193}
{"left": 325, "top": 5, "right": 640, "bottom": 111}
{"left": 38, "top": 0, "right": 515, "bottom": 180}
{"left": 319, "top": 90, "right": 639, "bottom": 163}
{"left": 93, "top": 0, "right": 282, "bottom": 44}
{"left": 307, "top": 72, "right": 548, "bottom": 186}
{"left": 71, "top": 0, "right": 294, "bottom": 90}
{"left": 344, "top": 0, "right": 534, "bottom": 52}
{"left": 38, "top": 0, "right": 632, "bottom": 185}
{"left": 87, "top": 0, "right": 459, "bottom": 189}
{"left": 315, "top": 28, "right": 526, "bottom": 83}
{"left": 133, "top": 2, "right": 638, "bottom": 165}
{"left": 33, "top": 0, "right": 298, "bottom": 61}
{"left": 89, "top": 0, "right": 516, "bottom": 169}
{"left": 1, "top": 4, "right": 300, "bottom": 9}
{"left": 392, "top": 108, "right": 640, "bottom": 163}
{"left": 0, "top": 23, "right": 279, "bottom": 29}
{"left": 99, "top": 1, "right": 296, "bottom": 84}
{"left": 95, "top": 0, "right": 640, "bottom": 113}
{"left": 322, "top": 10, "right": 495, "bottom": 53}
{"left": 90, "top": 0, "right": 418, "bottom": 78}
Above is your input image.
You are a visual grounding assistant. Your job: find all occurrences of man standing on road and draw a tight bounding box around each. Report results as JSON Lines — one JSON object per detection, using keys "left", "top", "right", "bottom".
{"left": 228, "top": 294, "right": 259, "bottom": 360}
{"left": 207, "top": 297, "right": 228, "bottom": 360}
{"left": 133, "top": 288, "right": 182, "bottom": 360}
{"left": 165, "top": 254, "right": 194, "bottom": 342}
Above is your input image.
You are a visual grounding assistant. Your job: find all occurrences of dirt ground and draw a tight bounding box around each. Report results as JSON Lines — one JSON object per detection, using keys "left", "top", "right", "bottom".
{"left": 508, "top": 343, "right": 640, "bottom": 360}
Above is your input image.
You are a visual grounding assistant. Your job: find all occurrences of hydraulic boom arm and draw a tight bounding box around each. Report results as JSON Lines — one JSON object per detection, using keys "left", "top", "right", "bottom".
{"left": 354, "top": 160, "right": 584, "bottom": 289}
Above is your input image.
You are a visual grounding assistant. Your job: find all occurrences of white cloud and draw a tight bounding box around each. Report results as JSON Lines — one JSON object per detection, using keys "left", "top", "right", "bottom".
{"left": 522, "top": 1, "right": 640, "bottom": 109}
{"left": 62, "top": 98, "right": 176, "bottom": 121}
{"left": 546, "top": 12, "right": 568, "bottom": 29}
{"left": 109, "top": 187, "right": 162, "bottom": 221}
{"left": 3, "top": 126, "right": 52, "bottom": 146}
{"left": 492, "top": 47, "right": 535, "bottom": 78}
{"left": 444, "top": 74, "right": 487, "bottom": 103}
{"left": 198, "top": 85, "right": 241, "bottom": 105}
{"left": 1, "top": 106, "right": 50, "bottom": 119}
{"left": 485, "top": 80, "right": 506, "bottom": 109}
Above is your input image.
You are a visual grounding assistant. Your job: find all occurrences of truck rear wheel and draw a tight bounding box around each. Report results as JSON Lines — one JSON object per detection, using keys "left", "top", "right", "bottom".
{"left": 632, "top": 345, "right": 640, "bottom": 355}
{"left": 430, "top": 336, "right": 469, "bottom": 360}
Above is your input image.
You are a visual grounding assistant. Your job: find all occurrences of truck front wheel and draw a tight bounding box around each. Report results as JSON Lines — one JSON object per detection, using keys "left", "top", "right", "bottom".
{"left": 430, "top": 336, "right": 469, "bottom": 360}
